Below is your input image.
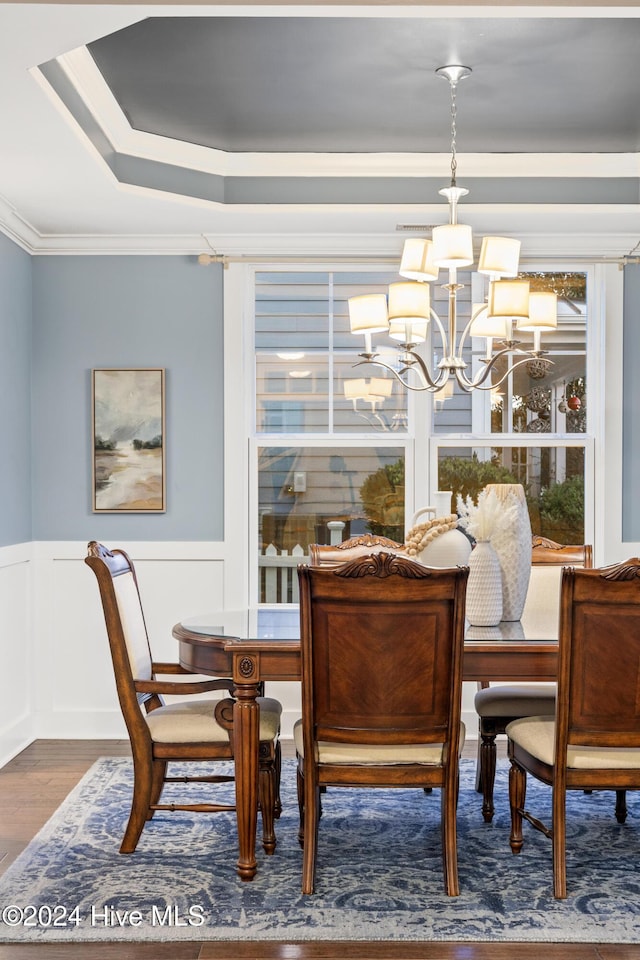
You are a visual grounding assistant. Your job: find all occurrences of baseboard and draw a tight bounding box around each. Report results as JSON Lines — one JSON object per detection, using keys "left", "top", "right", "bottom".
{"left": 34, "top": 710, "right": 127, "bottom": 740}
{"left": 0, "top": 713, "right": 35, "bottom": 769}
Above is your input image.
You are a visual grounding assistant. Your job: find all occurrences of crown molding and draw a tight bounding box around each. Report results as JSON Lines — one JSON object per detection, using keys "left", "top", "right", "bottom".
{"left": 0, "top": 194, "right": 43, "bottom": 254}
{"left": 0, "top": 222, "right": 634, "bottom": 260}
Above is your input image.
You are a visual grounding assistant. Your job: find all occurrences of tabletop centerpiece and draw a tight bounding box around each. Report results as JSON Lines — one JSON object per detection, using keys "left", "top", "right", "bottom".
{"left": 458, "top": 488, "right": 518, "bottom": 627}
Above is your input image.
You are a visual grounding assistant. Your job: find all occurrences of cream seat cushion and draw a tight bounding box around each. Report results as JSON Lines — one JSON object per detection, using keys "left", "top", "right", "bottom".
{"left": 506, "top": 715, "right": 640, "bottom": 769}
{"left": 294, "top": 718, "right": 465, "bottom": 764}
{"left": 146, "top": 697, "right": 282, "bottom": 744}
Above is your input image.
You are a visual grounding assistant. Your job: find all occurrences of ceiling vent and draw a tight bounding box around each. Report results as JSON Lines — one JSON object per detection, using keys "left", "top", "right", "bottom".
{"left": 395, "top": 224, "right": 435, "bottom": 232}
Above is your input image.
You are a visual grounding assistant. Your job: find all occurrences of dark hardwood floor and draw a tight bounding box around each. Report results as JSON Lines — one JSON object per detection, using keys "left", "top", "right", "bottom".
{"left": 0, "top": 739, "right": 638, "bottom": 960}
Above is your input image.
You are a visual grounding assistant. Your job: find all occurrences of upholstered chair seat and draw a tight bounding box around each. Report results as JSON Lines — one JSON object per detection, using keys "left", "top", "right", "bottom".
{"left": 294, "top": 718, "right": 465, "bottom": 764}
{"left": 507, "top": 715, "right": 640, "bottom": 770}
{"left": 475, "top": 684, "right": 556, "bottom": 718}
{"left": 147, "top": 697, "right": 282, "bottom": 744}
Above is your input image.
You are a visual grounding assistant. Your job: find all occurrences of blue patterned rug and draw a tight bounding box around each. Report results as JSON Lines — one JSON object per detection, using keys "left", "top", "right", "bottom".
{"left": 0, "top": 757, "right": 638, "bottom": 943}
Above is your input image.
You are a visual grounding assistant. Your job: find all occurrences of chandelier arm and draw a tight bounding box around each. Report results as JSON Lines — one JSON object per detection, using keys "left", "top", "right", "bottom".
{"left": 461, "top": 353, "right": 554, "bottom": 392}
{"left": 353, "top": 355, "right": 446, "bottom": 393}
{"left": 371, "top": 413, "right": 390, "bottom": 431}
{"left": 430, "top": 308, "right": 449, "bottom": 352}
{"left": 401, "top": 349, "right": 450, "bottom": 391}
{"left": 353, "top": 410, "right": 388, "bottom": 431}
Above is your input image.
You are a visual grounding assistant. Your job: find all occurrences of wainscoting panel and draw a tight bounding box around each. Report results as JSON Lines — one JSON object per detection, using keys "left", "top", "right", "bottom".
{"left": 6, "top": 541, "right": 482, "bottom": 755}
{"left": 0, "top": 543, "right": 33, "bottom": 767}
{"left": 32, "top": 542, "right": 228, "bottom": 739}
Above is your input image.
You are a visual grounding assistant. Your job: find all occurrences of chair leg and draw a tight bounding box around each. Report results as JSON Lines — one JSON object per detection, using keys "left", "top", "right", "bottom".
{"left": 479, "top": 732, "right": 497, "bottom": 822}
{"left": 615, "top": 789, "right": 628, "bottom": 824}
{"left": 296, "top": 763, "right": 305, "bottom": 847}
{"left": 147, "top": 759, "right": 167, "bottom": 820}
{"left": 475, "top": 734, "right": 483, "bottom": 793}
{"left": 121, "top": 754, "right": 155, "bottom": 854}
{"left": 441, "top": 769, "right": 460, "bottom": 896}
{"left": 274, "top": 739, "right": 282, "bottom": 819}
{"left": 258, "top": 758, "right": 277, "bottom": 856}
{"left": 508, "top": 762, "right": 526, "bottom": 855}
{"left": 302, "top": 776, "right": 320, "bottom": 895}
{"left": 552, "top": 782, "right": 567, "bottom": 899}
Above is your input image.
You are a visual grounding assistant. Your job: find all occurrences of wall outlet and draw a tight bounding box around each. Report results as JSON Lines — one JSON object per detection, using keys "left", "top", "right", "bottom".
{"left": 293, "top": 471, "right": 306, "bottom": 493}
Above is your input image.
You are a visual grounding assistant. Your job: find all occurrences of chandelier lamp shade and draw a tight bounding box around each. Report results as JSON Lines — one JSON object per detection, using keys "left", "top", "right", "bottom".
{"left": 347, "top": 65, "right": 557, "bottom": 394}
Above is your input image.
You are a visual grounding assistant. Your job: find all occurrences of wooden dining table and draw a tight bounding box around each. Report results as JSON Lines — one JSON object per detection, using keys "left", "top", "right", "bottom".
{"left": 174, "top": 605, "right": 558, "bottom": 882}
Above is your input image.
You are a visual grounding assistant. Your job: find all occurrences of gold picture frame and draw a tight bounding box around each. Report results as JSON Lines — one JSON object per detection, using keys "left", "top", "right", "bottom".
{"left": 92, "top": 368, "right": 166, "bottom": 513}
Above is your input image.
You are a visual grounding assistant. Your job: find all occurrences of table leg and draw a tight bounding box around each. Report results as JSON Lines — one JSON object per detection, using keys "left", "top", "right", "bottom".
{"left": 232, "top": 680, "right": 260, "bottom": 881}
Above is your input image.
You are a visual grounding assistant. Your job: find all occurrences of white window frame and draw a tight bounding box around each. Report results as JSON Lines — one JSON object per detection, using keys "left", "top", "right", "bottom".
{"left": 223, "top": 258, "right": 613, "bottom": 613}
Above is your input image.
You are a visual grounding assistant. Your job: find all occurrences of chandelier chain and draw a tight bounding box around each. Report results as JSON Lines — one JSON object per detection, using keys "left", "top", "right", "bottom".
{"left": 450, "top": 80, "right": 458, "bottom": 186}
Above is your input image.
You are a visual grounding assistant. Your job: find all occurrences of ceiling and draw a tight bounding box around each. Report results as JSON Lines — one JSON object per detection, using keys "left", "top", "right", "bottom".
{"left": 2, "top": 4, "right": 640, "bottom": 257}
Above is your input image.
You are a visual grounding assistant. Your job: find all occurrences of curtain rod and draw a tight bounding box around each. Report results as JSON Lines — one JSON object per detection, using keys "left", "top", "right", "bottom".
{"left": 198, "top": 253, "right": 633, "bottom": 268}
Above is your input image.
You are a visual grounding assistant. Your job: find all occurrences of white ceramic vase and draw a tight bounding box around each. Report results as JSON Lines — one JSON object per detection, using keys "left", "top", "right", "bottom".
{"left": 419, "top": 529, "right": 472, "bottom": 568}
{"left": 466, "top": 539, "right": 503, "bottom": 627}
{"left": 485, "top": 483, "right": 532, "bottom": 621}
{"left": 412, "top": 500, "right": 472, "bottom": 569}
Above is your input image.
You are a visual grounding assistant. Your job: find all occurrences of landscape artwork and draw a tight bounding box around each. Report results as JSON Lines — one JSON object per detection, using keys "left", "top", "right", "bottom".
{"left": 92, "top": 368, "right": 166, "bottom": 512}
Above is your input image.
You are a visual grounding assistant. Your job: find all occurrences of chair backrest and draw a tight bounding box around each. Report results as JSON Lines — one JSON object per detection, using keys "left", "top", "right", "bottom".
{"left": 556, "top": 559, "right": 640, "bottom": 757}
{"left": 308, "top": 534, "right": 403, "bottom": 566}
{"left": 523, "top": 537, "right": 593, "bottom": 627}
{"left": 298, "top": 553, "right": 469, "bottom": 751}
{"left": 531, "top": 535, "right": 593, "bottom": 568}
{"left": 85, "top": 542, "right": 154, "bottom": 729}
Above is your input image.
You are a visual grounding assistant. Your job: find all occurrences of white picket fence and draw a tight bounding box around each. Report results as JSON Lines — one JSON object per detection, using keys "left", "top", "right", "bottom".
{"left": 259, "top": 543, "right": 307, "bottom": 603}
{"left": 259, "top": 521, "right": 346, "bottom": 603}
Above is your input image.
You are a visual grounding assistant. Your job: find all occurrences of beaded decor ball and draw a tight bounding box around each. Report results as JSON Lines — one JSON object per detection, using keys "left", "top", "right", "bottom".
{"left": 403, "top": 514, "right": 459, "bottom": 557}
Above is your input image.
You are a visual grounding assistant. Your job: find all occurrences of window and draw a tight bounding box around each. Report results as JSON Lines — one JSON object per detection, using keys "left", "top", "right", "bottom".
{"left": 251, "top": 264, "right": 594, "bottom": 605}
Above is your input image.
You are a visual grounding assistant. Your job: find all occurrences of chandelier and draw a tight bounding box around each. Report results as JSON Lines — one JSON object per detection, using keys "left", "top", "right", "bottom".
{"left": 348, "top": 65, "right": 557, "bottom": 394}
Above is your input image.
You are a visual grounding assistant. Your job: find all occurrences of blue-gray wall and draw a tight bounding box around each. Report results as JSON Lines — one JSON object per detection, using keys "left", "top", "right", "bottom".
{"left": 32, "top": 255, "right": 224, "bottom": 540}
{"left": 0, "top": 234, "right": 32, "bottom": 548}
{"left": 623, "top": 263, "right": 640, "bottom": 540}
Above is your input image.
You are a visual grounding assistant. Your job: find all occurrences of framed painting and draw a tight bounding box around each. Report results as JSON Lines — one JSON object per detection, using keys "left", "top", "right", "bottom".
{"left": 92, "top": 368, "right": 166, "bottom": 513}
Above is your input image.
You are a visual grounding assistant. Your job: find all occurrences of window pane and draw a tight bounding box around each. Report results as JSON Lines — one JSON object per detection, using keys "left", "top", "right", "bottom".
{"left": 335, "top": 355, "right": 408, "bottom": 433}
{"left": 256, "top": 272, "right": 330, "bottom": 433}
{"left": 255, "top": 270, "right": 408, "bottom": 435}
{"left": 256, "top": 352, "right": 329, "bottom": 433}
{"left": 490, "top": 272, "right": 587, "bottom": 435}
{"left": 438, "top": 445, "right": 585, "bottom": 544}
{"left": 432, "top": 270, "right": 587, "bottom": 435}
{"left": 258, "top": 446, "right": 404, "bottom": 602}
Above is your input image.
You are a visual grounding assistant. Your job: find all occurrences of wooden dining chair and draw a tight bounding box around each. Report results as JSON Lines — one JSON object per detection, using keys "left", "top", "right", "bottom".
{"left": 296, "top": 552, "right": 469, "bottom": 896}
{"left": 85, "top": 541, "right": 283, "bottom": 855}
{"left": 506, "top": 558, "right": 640, "bottom": 898}
{"left": 308, "top": 533, "right": 403, "bottom": 566}
{"left": 474, "top": 536, "right": 593, "bottom": 822}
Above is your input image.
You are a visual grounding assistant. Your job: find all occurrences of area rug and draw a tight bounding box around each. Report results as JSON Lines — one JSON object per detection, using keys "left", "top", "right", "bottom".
{"left": 0, "top": 757, "right": 638, "bottom": 943}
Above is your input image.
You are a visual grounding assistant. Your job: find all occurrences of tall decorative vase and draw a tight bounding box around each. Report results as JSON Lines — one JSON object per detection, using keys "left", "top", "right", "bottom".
{"left": 485, "top": 483, "right": 532, "bottom": 621}
{"left": 466, "top": 539, "right": 503, "bottom": 627}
